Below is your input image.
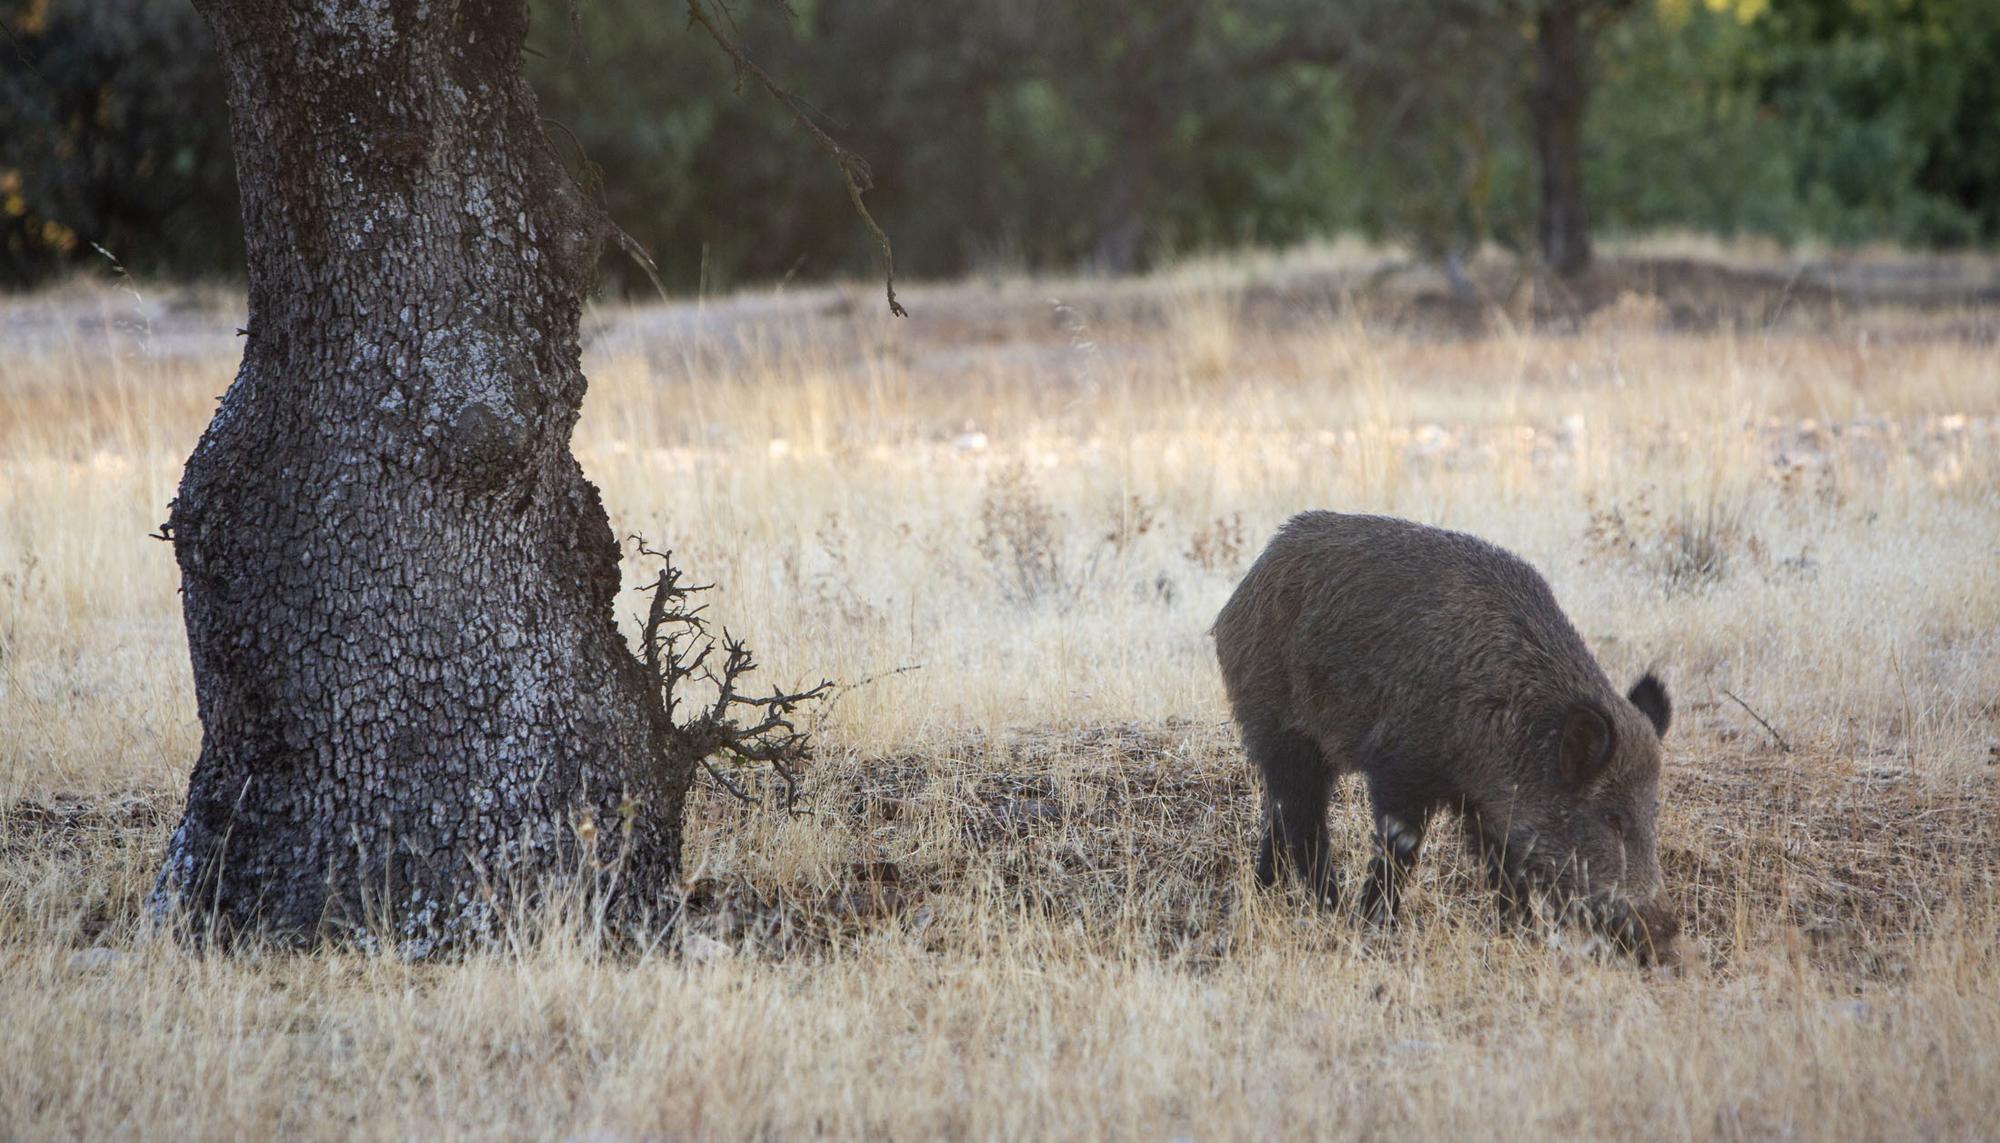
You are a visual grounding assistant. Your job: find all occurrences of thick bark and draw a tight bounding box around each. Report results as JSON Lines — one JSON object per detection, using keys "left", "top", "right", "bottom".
{"left": 151, "top": 0, "right": 687, "bottom": 949}
{"left": 1087, "top": 0, "right": 1203, "bottom": 274}
{"left": 1532, "top": 1, "right": 1593, "bottom": 278}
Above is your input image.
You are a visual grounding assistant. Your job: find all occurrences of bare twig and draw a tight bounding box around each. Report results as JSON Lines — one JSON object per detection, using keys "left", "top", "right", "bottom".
{"left": 565, "top": 0, "right": 589, "bottom": 63}
{"left": 612, "top": 226, "right": 671, "bottom": 303}
{"left": 86, "top": 242, "right": 152, "bottom": 357}
{"left": 537, "top": 115, "right": 670, "bottom": 303}
{"left": 1721, "top": 687, "right": 1793, "bottom": 754}
{"left": 698, "top": 756, "right": 756, "bottom": 804}
{"left": 0, "top": 15, "right": 52, "bottom": 87}
{"left": 681, "top": 0, "right": 907, "bottom": 317}
{"left": 821, "top": 663, "right": 923, "bottom": 715}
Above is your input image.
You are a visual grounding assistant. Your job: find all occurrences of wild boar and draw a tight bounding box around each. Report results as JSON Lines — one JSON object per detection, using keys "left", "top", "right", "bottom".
{"left": 1212, "top": 511, "right": 1681, "bottom": 964}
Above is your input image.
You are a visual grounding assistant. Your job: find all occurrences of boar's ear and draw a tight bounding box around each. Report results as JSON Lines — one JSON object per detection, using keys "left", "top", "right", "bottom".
{"left": 1628, "top": 674, "right": 1671, "bottom": 739}
{"left": 1558, "top": 703, "right": 1616, "bottom": 787}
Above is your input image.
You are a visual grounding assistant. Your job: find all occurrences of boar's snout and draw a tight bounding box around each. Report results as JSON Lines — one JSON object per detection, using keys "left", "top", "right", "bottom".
{"left": 1623, "top": 896, "right": 1684, "bottom": 968}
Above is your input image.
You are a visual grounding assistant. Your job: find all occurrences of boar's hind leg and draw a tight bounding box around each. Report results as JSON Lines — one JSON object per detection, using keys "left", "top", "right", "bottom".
{"left": 1248, "top": 727, "right": 1339, "bottom": 908}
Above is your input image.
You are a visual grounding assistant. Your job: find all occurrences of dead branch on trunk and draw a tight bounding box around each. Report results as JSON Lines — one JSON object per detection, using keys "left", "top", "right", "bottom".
{"left": 635, "top": 541, "right": 833, "bottom": 809}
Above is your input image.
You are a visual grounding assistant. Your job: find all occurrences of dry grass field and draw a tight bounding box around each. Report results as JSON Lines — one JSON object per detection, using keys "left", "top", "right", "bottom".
{"left": 3, "top": 244, "right": 1998, "bottom": 1138}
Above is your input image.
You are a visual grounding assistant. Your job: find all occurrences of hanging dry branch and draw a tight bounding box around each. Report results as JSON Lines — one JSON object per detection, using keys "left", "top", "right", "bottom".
{"left": 681, "top": 0, "right": 907, "bottom": 317}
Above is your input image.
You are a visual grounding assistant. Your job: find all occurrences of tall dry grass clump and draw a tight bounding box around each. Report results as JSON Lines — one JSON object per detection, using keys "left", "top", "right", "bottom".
{"left": 2, "top": 248, "right": 1998, "bottom": 1138}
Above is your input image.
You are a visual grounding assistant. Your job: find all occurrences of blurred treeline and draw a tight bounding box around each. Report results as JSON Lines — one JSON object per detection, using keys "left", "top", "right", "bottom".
{"left": 3, "top": 0, "right": 1997, "bottom": 291}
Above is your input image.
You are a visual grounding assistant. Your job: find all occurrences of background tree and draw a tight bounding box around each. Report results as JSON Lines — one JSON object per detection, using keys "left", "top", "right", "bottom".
{"left": 1333, "top": 0, "right": 1524, "bottom": 282}
{"left": 1037, "top": 0, "right": 1350, "bottom": 272}
{"left": 1528, "top": 1, "right": 1628, "bottom": 275}
{"left": 0, "top": 0, "right": 238, "bottom": 281}
{"left": 6, "top": 0, "right": 2000, "bottom": 290}
{"left": 1043, "top": 0, "right": 1211, "bottom": 273}
{"left": 1332, "top": 0, "right": 1634, "bottom": 281}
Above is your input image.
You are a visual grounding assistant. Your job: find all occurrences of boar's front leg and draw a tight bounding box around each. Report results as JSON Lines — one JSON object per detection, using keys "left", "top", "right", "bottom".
{"left": 1465, "top": 817, "right": 1537, "bottom": 927}
{"left": 1248, "top": 725, "right": 1339, "bottom": 909}
{"left": 1360, "top": 769, "right": 1434, "bottom": 925}
{"left": 1361, "top": 814, "right": 1426, "bottom": 926}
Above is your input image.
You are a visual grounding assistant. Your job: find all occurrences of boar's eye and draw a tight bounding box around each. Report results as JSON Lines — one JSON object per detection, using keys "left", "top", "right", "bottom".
{"left": 1603, "top": 809, "right": 1628, "bottom": 835}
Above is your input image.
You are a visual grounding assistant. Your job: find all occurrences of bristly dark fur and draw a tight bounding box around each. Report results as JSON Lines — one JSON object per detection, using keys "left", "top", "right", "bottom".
{"left": 1213, "top": 511, "right": 1681, "bottom": 963}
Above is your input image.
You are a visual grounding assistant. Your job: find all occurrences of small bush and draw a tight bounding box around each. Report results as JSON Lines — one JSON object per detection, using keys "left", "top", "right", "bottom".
{"left": 1585, "top": 490, "right": 1766, "bottom": 593}
{"left": 976, "top": 463, "right": 1074, "bottom": 607}
{"left": 1185, "top": 513, "right": 1249, "bottom": 574}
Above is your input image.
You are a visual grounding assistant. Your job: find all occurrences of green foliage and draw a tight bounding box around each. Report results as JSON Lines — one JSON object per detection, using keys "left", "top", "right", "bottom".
{"left": 1, "top": 0, "right": 1997, "bottom": 289}
{"left": 1589, "top": 8, "right": 1805, "bottom": 238}
{"left": 1332, "top": 0, "right": 1532, "bottom": 259}
{"left": 527, "top": 0, "right": 1354, "bottom": 284}
{"left": 1, "top": 0, "right": 238, "bottom": 285}
{"left": 1591, "top": 0, "right": 2000, "bottom": 246}
{"left": 1746, "top": 0, "right": 2000, "bottom": 244}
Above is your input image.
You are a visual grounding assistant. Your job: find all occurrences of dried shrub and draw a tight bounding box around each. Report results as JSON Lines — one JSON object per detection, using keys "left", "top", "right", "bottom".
{"left": 1101, "top": 494, "right": 1159, "bottom": 555}
{"left": 1584, "top": 491, "right": 1766, "bottom": 593}
{"left": 1660, "top": 502, "right": 1762, "bottom": 589}
{"left": 976, "top": 463, "right": 1075, "bottom": 606}
{"left": 1185, "top": 513, "right": 1248, "bottom": 574}
{"left": 811, "top": 513, "right": 885, "bottom": 628}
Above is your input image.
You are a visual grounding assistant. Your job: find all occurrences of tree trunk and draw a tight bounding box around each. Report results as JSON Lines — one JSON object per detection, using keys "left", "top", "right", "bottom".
{"left": 1532, "top": 1, "right": 1593, "bottom": 278}
{"left": 1088, "top": 0, "right": 1204, "bottom": 275}
{"left": 150, "top": 0, "right": 687, "bottom": 950}
{"left": 1091, "top": 106, "right": 1162, "bottom": 275}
